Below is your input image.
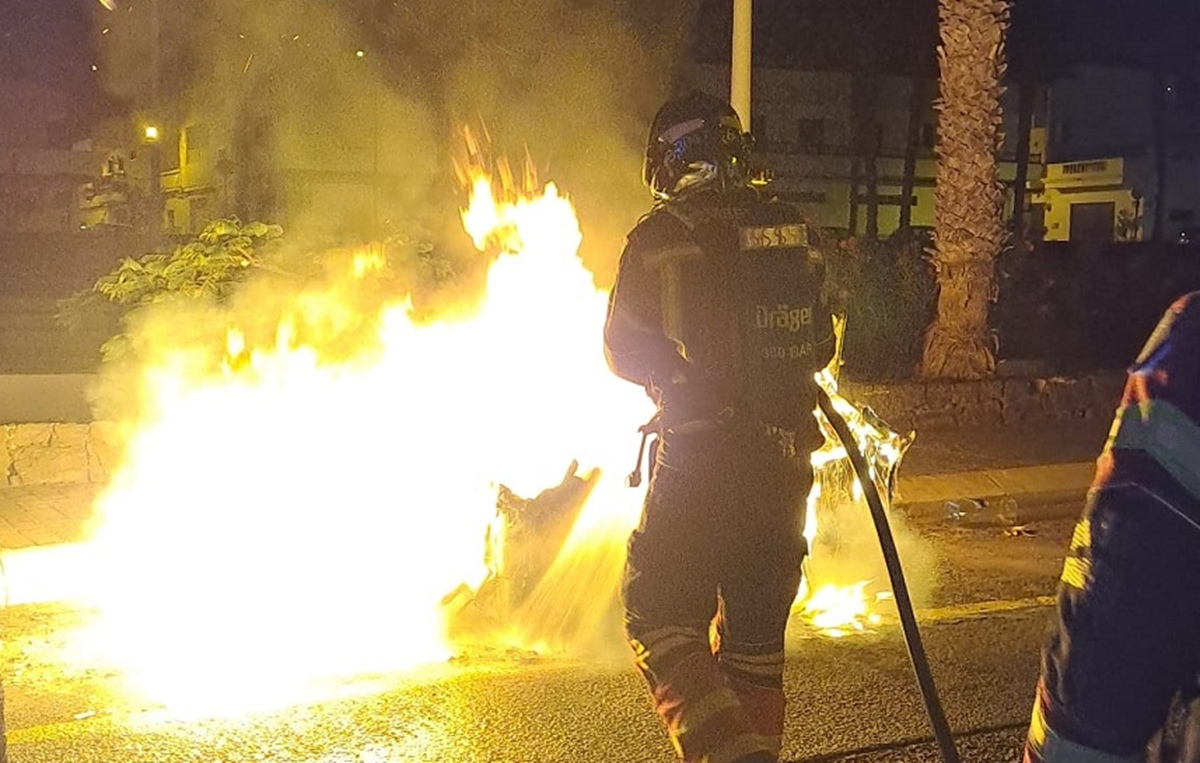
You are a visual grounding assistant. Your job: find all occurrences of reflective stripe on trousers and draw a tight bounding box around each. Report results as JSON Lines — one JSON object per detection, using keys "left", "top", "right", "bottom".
{"left": 623, "top": 425, "right": 809, "bottom": 763}
{"left": 630, "top": 624, "right": 781, "bottom": 763}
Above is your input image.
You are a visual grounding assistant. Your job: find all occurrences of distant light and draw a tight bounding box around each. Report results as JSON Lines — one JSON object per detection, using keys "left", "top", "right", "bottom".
{"left": 91, "top": 64, "right": 98, "bottom": 71}
{"left": 143, "top": 125, "right": 160, "bottom": 143}
{"left": 102, "top": 27, "right": 110, "bottom": 34}
{"left": 98, "top": 0, "right": 117, "bottom": 10}
{"left": 356, "top": 49, "right": 365, "bottom": 59}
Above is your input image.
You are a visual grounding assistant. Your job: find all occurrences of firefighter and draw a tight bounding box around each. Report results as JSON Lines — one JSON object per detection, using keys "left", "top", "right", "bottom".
{"left": 1025, "top": 292, "right": 1200, "bottom": 763}
{"left": 604, "top": 90, "right": 834, "bottom": 763}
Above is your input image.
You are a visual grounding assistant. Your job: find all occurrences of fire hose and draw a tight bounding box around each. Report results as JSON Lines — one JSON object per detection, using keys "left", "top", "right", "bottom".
{"left": 816, "top": 386, "right": 962, "bottom": 763}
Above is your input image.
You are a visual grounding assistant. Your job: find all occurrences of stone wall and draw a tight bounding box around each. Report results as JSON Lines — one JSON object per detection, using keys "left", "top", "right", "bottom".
{"left": 3, "top": 372, "right": 1127, "bottom": 486}
{"left": 3, "top": 423, "right": 118, "bottom": 487}
{"left": 841, "top": 371, "right": 1127, "bottom": 433}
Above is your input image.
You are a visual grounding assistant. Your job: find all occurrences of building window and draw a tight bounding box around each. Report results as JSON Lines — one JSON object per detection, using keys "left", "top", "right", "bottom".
{"left": 751, "top": 114, "right": 768, "bottom": 148}
{"left": 795, "top": 118, "right": 824, "bottom": 154}
{"left": 1062, "top": 160, "right": 1107, "bottom": 175}
{"left": 190, "top": 195, "right": 212, "bottom": 231}
{"left": 867, "top": 122, "right": 885, "bottom": 153}
{"left": 918, "top": 123, "right": 936, "bottom": 149}
{"left": 792, "top": 190, "right": 828, "bottom": 204}
{"left": 1055, "top": 120, "right": 1072, "bottom": 145}
{"left": 160, "top": 129, "right": 181, "bottom": 172}
{"left": 186, "top": 123, "right": 210, "bottom": 164}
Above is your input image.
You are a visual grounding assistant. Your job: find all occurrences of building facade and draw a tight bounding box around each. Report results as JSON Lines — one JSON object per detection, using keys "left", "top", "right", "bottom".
{"left": 0, "top": 83, "right": 107, "bottom": 233}
{"left": 693, "top": 64, "right": 1042, "bottom": 237}
{"left": 1033, "top": 64, "right": 1200, "bottom": 242}
{"left": 693, "top": 60, "right": 1200, "bottom": 245}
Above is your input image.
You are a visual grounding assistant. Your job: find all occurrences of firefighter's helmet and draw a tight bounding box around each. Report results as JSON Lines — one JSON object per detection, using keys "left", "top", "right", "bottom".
{"left": 643, "top": 90, "right": 753, "bottom": 200}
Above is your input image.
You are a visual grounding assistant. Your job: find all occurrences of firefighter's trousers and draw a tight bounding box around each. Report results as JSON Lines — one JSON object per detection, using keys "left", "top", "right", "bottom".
{"left": 623, "top": 422, "right": 812, "bottom": 763}
{"left": 1026, "top": 452, "right": 1200, "bottom": 763}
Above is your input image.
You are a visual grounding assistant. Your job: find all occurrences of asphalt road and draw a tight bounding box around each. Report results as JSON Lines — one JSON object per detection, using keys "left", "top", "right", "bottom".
{"left": 0, "top": 506, "right": 1080, "bottom": 763}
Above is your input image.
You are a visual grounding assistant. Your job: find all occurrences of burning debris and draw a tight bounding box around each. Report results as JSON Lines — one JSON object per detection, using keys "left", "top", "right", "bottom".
{"left": 23, "top": 141, "right": 934, "bottom": 717}
{"left": 55, "top": 158, "right": 654, "bottom": 714}
{"left": 441, "top": 460, "right": 596, "bottom": 642}
{"left": 796, "top": 349, "right": 920, "bottom": 636}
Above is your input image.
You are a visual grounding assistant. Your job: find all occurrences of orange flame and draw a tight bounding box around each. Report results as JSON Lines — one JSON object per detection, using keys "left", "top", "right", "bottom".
{"left": 28, "top": 151, "right": 909, "bottom": 719}
{"left": 70, "top": 168, "right": 651, "bottom": 716}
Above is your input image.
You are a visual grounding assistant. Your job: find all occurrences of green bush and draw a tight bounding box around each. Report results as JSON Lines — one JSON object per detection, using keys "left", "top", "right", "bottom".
{"left": 58, "top": 218, "right": 457, "bottom": 367}
{"left": 826, "top": 232, "right": 937, "bottom": 380}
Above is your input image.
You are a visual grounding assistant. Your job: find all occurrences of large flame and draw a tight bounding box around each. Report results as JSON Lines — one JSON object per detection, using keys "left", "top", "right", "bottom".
{"left": 73, "top": 171, "right": 651, "bottom": 716}
{"left": 32, "top": 156, "right": 909, "bottom": 717}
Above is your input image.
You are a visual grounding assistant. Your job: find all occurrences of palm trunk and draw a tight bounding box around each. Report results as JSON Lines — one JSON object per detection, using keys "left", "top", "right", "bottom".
{"left": 919, "top": 0, "right": 1011, "bottom": 380}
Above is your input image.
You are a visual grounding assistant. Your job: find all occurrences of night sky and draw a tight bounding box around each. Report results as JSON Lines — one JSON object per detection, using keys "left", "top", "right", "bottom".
{"left": 2, "top": 0, "right": 1198, "bottom": 143}
{"left": 0, "top": 0, "right": 94, "bottom": 87}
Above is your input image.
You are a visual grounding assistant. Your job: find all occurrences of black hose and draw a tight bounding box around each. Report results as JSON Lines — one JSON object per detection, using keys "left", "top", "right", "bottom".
{"left": 815, "top": 387, "right": 962, "bottom": 763}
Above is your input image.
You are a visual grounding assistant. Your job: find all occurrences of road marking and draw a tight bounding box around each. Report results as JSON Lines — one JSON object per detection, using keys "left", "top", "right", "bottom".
{"left": 915, "top": 595, "right": 1057, "bottom": 623}
{"left": 7, "top": 714, "right": 114, "bottom": 745}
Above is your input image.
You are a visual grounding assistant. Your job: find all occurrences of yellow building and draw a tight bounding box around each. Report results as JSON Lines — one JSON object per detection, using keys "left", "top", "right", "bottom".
{"left": 1033, "top": 158, "right": 1143, "bottom": 242}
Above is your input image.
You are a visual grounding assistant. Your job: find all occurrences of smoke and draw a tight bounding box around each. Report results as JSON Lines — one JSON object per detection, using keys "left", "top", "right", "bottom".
{"left": 806, "top": 479, "right": 938, "bottom": 616}
{"left": 86, "top": 0, "right": 704, "bottom": 434}
{"left": 95, "top": 0, "right": 700, "bottom": 285}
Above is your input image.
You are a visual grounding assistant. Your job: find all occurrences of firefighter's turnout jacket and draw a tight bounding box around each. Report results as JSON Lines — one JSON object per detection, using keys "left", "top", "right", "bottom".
{"left": 604, "top": 184, "right": 833, "bottom": 763}
{"left": 1026, "top": 291, "right": 1200, "bottom": 763}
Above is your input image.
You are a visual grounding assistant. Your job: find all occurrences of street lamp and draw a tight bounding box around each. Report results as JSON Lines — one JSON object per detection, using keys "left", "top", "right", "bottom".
{"left": 141, "top": 123, "right": 164, "bottom": 246}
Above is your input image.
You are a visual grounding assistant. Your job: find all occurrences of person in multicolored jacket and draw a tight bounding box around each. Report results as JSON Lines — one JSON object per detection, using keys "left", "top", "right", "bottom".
{"left": 1025, "top": 292, "right": 1200, "bottom": 763}
{"left": 604, "top": 90, "right": 834, "bottom": 763}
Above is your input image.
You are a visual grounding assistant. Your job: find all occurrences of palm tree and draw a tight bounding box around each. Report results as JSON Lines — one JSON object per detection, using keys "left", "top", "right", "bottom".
{"left": 919, "top": 0, "right": 1010, "bottom": 379}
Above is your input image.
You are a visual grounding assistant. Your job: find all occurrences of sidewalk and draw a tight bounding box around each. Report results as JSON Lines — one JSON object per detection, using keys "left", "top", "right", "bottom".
{"left": 0, "top": 483, "right": 98, "bottom": 550}
{"left": 893, "top": 416, "right": 1109, "bottom": 524}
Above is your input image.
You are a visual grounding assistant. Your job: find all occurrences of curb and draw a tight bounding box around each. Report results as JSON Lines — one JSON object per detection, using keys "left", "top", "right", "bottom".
{"left": 894, "top": 461, "right": 1095, "bottom": 525}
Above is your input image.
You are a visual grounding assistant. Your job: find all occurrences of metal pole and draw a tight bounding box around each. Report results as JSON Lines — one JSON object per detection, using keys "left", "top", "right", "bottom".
{"left": 731, "top": 0, "right": 752, "bottom": 131}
